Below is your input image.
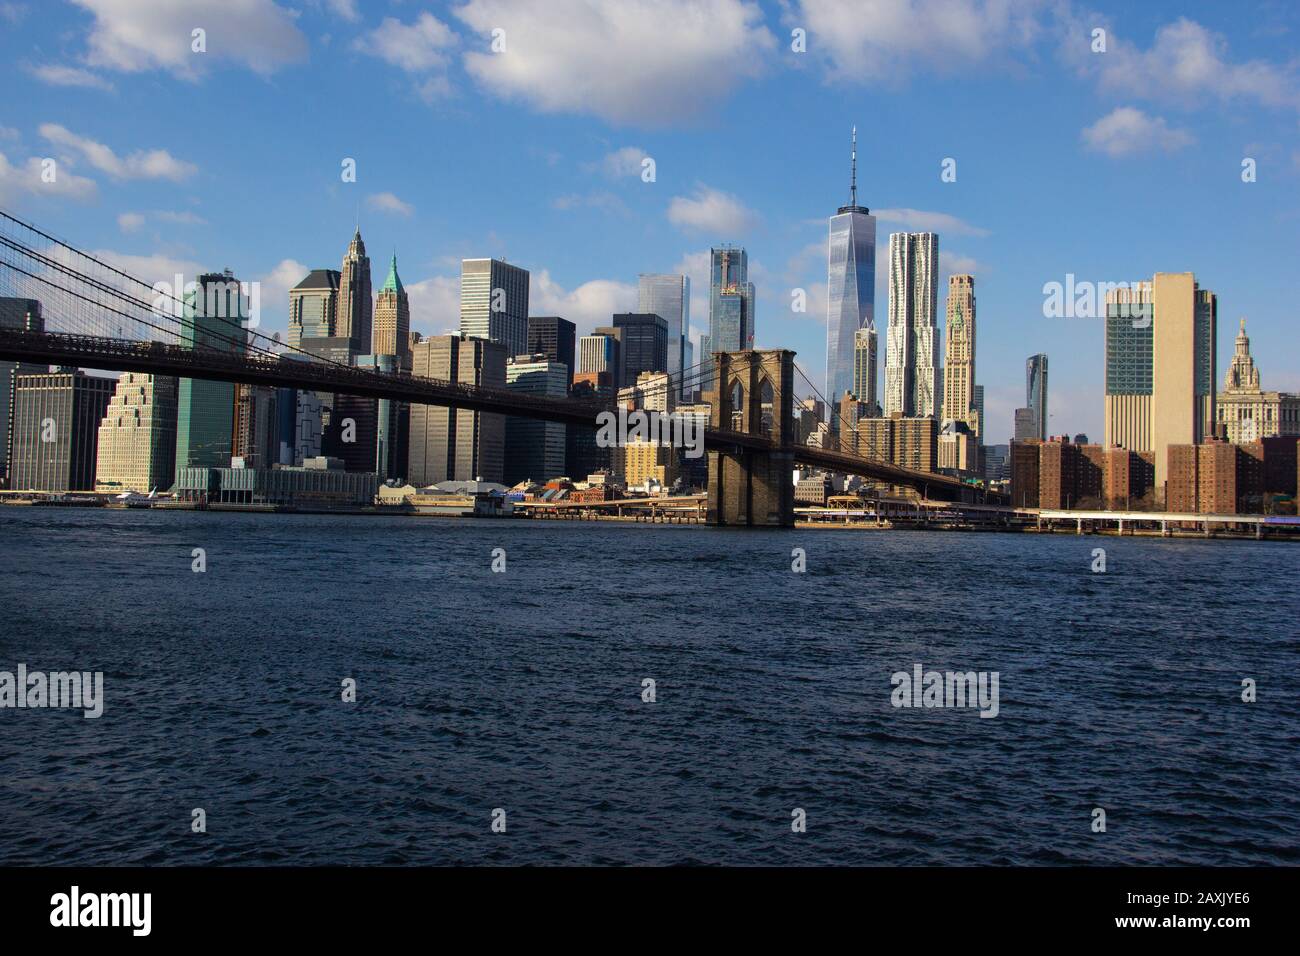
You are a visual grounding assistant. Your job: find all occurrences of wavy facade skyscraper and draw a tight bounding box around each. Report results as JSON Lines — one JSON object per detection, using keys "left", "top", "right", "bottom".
{"left": 885, "top": 232, "right": 938, "bottom": 417}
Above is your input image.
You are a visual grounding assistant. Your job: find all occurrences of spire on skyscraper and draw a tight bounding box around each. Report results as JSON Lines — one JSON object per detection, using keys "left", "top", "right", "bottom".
{"left": 850, "top": 125, "right": 857, "bottom": 208}
{"left": 382, "top": 254, "right": 404, "bottom": 295}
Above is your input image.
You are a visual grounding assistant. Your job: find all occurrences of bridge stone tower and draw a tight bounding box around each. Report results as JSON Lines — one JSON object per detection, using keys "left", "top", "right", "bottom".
{"left": 706, "top": 349, "right": 796, "bottom": 527}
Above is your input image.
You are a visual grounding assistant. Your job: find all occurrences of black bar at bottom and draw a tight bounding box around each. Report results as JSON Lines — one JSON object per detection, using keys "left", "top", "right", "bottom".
{"left": 0, "top": 866, "right": 1283, "bottom": 942}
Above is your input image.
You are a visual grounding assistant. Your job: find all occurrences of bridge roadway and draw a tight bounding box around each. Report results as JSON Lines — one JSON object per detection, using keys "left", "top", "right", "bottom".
{"left": 0, "top": 328, "right": 995, "bottom": 502}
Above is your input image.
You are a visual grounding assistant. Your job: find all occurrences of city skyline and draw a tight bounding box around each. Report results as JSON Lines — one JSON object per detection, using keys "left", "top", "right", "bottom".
{"left": 0, "top": 2, "right": 1297, "bottom": 448}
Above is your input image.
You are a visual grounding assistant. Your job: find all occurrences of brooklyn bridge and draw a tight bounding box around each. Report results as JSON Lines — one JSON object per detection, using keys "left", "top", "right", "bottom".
{"left": 0, "top": 208, "right": 1002, "bottom": 525}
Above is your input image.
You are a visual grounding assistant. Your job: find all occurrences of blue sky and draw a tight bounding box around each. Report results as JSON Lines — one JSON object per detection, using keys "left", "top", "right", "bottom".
{"left": 1, "top": 0, "right": 1298, "bottom": 444}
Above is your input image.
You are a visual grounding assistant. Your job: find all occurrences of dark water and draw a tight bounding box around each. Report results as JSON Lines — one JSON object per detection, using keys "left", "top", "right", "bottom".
{"left": 0, "top": 508, "right": 1296, "bottom": 866}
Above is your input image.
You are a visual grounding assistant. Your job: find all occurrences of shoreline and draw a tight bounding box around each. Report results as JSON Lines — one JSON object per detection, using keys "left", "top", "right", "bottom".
{"left": 2, "top": 498, "right": 1295, "bottom": 541}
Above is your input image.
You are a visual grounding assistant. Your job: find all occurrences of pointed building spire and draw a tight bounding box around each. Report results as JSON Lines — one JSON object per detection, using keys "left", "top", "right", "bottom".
{"left": 381, "top": 253, "right": 404, "bottom": 295}
{"left": 850, "top": 125, "right": 858, "bottom": 208}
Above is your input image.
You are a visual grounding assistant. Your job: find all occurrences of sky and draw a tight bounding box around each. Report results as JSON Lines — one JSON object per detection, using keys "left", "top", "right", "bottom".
{"left": 1, "top": 0, "right": 1298, "bottom": 445}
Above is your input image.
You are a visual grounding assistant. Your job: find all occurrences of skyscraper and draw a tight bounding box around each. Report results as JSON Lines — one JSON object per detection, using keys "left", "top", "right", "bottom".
{"left": 1027, "top": 353, "right": 1048, "bottom": 441}
{"left": 885, "top": 232, "right": 938, "bottom": 417}
{"left": 95, "top": 373, "right": 178, "bottom": 493}
{"left": 408, "top": 335, "right": 507, "bottom": 485}
{"left": 175, "top": 271, "right": 249, "bottom": 473}
{"left": 505, "top": 355, "right": 569, "bottom": 484}
{"left": 708, "top": 246, "right": 752, "bottom": 354}
{"left": 638, "top": 273, "right": 690, "bottom": 391}
{"left": 337, "top": 230, "right": 373, "bottom": 356}
{"left": 826, "top": 126, "right": 877, "bottom": 403}
{"left": 853, "top": 326, "right": 878, "bottom": 412}
{"left": 10, "top": 370, "right": 113, "bottom": 491}
{"left": 1104, "top": 274, "right": 1216, "bottom": 488}
{"left": 612, "top": 313, "right": 668, "bottom": 385}
{"left": 0, "top": 297, "right": 44, "bottom": 488}
{"left": 579, "top": 333, "right": 616, "bottom": 377}
{"left": 527, "top": 316, "right": 576, "bottom": 384}
{"left": 460, "top": 258, "right": 529, "bottom": 359}
{"left": 942, "top": 274, "right": 977, "bottom": 434}
{"left": 288, "top": 269, "right": 340, "bottom": 350}
{"left": 372, "top": 255, "right": 411, "bottom": 369}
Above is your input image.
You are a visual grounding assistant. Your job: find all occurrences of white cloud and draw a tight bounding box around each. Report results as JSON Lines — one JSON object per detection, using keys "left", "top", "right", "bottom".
{"left": 1081, "top": 107, "right": 1194, "bottom": 157}
{"left": 1087, "top": 18, "right": 1300, "bottom": 112}
{"left": 938, "top": 250, "right": 981, "bottom": 275}
{"left": 353, "top": 12, "right": 457, "bottom": 72}
{"left": 39, "top": 124, "right": 197, "bottom": 181}
{"left": 325, "top": 0, "right": 359, "bottom": 21}
{"left": 0, "top": 126, "right": 19, "bottom": 142}
{"left": 792, "top": 0, "right": 1045, "bottom": 82}
{"left": 667, "top": 185, "right": 760, "bottom": 235}
{"left": 551, "top": 191, "right": 630, "bottom": 216}
{"left": 0, "top": 151, "right": 98, "bottom": 202}
{"left": 456, "top": 0, "right": 775, "bottom": 125}
{"left": 874, "top": 208, "right": 989, "bottom": 237}
{"left": 585, "top": 146, "right": 648, "bottom": 178}
{"left": 406, "top": 275, "right": 461, "bottom": 334}
{"left": 531, "top": 270, "right": 638, "bottom": 336}
{"left": 117, "top": 209, "right": 209, "bottom": 232}
{"left": 254, "top": 258, "right": 311, "bottom": 337}
{"left": 26, "top": 64, "right": 114, "bottom": 91}
{"left": 366, "top": 192, "right": 414, "bottom": 217}
{"left": 70, "top": 0, "right": 309, "bottom": 78}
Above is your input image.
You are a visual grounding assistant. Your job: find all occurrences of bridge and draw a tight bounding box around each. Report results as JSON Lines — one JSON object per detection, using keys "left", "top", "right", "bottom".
{"left": 0, "top": 207, "right": 1000, "bottom": 526}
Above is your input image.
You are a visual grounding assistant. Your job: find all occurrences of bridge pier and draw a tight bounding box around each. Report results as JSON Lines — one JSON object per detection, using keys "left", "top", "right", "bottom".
{"left": 706, "top": 350, "right": 795, "bottom": 528}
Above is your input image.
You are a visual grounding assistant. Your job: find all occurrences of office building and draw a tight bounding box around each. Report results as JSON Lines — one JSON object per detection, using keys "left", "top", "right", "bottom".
{"left": 942, "top": 274, "right": 977, "bottom": 434}
{"left": 528, "top": 316, "right": 577, "bottom": 384}
{"left": 408, "top": 335, "right": 507, "bottom": 485}
{"left": 853, "top": 325, "right": 879, "bottom": 413}
{"left": 1014, "top": 407, "right": 1038, "bottom": 441}
{"left": 175, "top": 271, "right": 249, "bottom": 473}
{"left": 10, "top": 370, "right": 113, "bottom": 491}
{"left": 505, "top": 355, "right": 568, "bottom": 484}
{"left": 337, "top": 230, "right": 372, "bottom": 356}
{"left": 355, "top": 353, "right": 407, "bottom": 481}
{"left": 94, "top": 372, "right": 177, "bottom": 493}
{"left": 885, "top": 232, "right": 938, "bottom": 417}
{"left": 638, "top": 274, "right": 689, "bottom": 390}
{"left": 708, "top": 245, "right": 752, "bottom": 354}
{"left": 231, "top": 384, "right": 279, "bottom": 469}
{"left": 372, "top": 255, "right": 411, "bottom": 370}
{"left": 1026, "top": 353, "right": 1048, "bottom": 441}
{"left": 826, "top": 127, "right": 878, "bottom": 403}
{"left": 1104, "top": 274, "right": 1216, "bottom": 489}
{"left": 460, "top": 258, "right": 529, "bottom": 359}
{"left": 612, "top": 313, "right": 668, "bottom": 386}
{"left": 579, "top": 332, "right": 617, "bottom": 379}
{"left": 288, "top": 269, "right": 340, "bottom": 350}
{"left": 1, "top": 297, "right": 45, "bottom": 487}
{"left": 1215, "top": 318, "right": 1300, "bottom": 443}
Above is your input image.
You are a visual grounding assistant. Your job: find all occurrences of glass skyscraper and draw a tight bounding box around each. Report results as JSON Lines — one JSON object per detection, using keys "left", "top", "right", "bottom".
{"left": 175, "top": 271, "right": 250, "bottom": 474}
{"left": 1027, "top": 353, "right": 1048, "bottom": 441}
{"left": 637, "top": 274, "right": 689, "bottom": 393}
{"left": 708, "top": 246, "right": 751, "bottom": 354}
{"left": 826, "top": 127, "right": 876, "bottom": 404}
